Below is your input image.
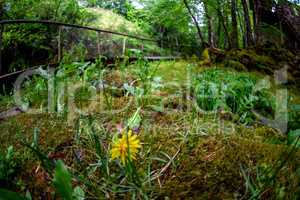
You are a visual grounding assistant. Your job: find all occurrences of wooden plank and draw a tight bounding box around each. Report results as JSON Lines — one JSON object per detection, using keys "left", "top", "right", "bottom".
{"left": 122, "top": 37, "right": 127, "bottom": 56}
{"left": 144, "top": 56, "right": 180, "bottom": 60}
{"left": 0, "top": 56, "right": 181, "bottom": 81}
{"left": 141, "top": 44, "right": 144, "bottom": 52}
{"left": 58, "top": 26, "right": 62, "bottom": 62}
{"left": 97, "top": 32, "right": 101, "bottom": 55}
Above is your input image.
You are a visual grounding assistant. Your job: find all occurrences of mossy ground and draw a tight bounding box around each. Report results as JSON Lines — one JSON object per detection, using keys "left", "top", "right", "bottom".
{"left": 0, "top": 60, "right": 300, "bottom": 199}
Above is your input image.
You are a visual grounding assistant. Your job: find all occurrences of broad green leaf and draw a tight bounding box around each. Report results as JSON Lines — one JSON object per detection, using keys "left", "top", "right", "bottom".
{"left": 73, "top": 186, "right": 85, "bottom": 200}
{"left": 0, "top": 188, "right": 27, "bottom": 200}
{"left": 127, "top": 107, "right": 142, "bottom": 129}
{"left": 6, "top": 146, "right": 14, "bottom": 160}
{"left": 53, "top": 160, "right": 73, "bottom": 200}
{"left": 31, "top": 128, "right": 40, "bottom": 148}
{"left": 288, "top": 129, "right": 300, "bottom": 147}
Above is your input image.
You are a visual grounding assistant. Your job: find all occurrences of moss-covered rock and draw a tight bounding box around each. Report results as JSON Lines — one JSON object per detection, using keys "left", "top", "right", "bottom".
{"left": 224, "top": 60, "right": 247, "bottom": 71}
{"left": 225, "top": 49, "right": 277, "bottom": 74}
{"left": 199, "top": 48, "right": 212, "bottom": 66}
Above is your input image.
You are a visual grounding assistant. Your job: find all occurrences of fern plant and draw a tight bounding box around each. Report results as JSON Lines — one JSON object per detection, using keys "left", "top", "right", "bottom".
{"left": 193, "top": 68, "right": 275, "bottom": 124}
{"left": 0, "top": 146, "right": 17, "bottom": 183}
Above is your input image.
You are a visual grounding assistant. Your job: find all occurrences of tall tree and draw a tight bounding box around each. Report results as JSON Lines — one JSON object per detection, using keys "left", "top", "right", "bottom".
{"left": 241, "top": 0, "right": 254, "bottom": 46}
{"left": 230, "top": 0, "right": 239, "bottom": 48}
{"left": 182, "top": 0, "right": 206, "bottom": 46}
{"left": 0, "top": 1, "right": 4, "bottom": 20}
{"left": 252, "top": 0, "right": 276, "bottom": 43}
{"left": 203, "top": 0, "right": 214, "bottom": 47}
{"left": 215, "top": 0, "right": 231, "bottom": 48}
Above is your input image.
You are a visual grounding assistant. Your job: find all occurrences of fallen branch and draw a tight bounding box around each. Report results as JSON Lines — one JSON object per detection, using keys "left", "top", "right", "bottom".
{"left": 0, "top": 106, "right": 24, "bottom": 120}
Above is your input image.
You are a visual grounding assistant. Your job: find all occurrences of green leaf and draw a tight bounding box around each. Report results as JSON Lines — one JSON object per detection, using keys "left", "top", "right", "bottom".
{"left": 25, "top": 190, "right": 32, "bottom": 200}
{"left": 0, "top": 188, "right": 27, "bottom": 200}
{"left": 73, "top": 186, "right": 85, "bottom": 200}
{"left": 288, "top": 129, "right": 300, "bottom": 147}
{"left": 6, "top": 146, "right": 14, "bottom": 160}
{"left": 127, "top": 107, "right": 142, "bottom": 129}
{"left": 31, "top": 128, "right": 40, "bottom": 148}
{"left": 290, "top": 104, "right": 300, "bottom": 111}
{"left": 53, "top": 160, "right": 73, "bottom": 200}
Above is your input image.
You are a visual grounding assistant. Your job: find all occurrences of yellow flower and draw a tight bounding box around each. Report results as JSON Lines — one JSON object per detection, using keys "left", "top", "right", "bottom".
{"left": 111, "top": 130, "right": 141, "bottom": 164}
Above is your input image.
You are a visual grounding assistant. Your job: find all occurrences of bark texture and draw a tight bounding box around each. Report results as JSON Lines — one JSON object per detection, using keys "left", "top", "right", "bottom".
{"left": 231, "top": 0, "right": 239, "bottom": 48}
{"left": 241, "top": 0, "right": 254, "bottom": 46}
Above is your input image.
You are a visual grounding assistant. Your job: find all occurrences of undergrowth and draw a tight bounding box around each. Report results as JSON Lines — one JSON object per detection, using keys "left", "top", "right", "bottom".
{"left": 0, "top": 58, "right": 300, "bottom": 199}
{"left": 193, "top": 68, "right": 275, "bottom": 124}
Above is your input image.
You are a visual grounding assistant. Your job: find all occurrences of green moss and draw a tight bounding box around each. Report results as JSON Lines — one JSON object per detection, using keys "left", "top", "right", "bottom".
{"left": 202, "top": 48, "right": 211, "bottom": 62}
{"left": 226, "top": 49, "right": 277, "bottom": 73}
{"left": 0, "top": 113, "right": 73, "bottom": 151}
{"left": 1, "top": 60, "right": 300, "bottom": 198}
{"left": 157, "top": 135, "right": 298, "bottom": 199}
{"left": 224, "top": 59, "right": 247, "bottom": 71}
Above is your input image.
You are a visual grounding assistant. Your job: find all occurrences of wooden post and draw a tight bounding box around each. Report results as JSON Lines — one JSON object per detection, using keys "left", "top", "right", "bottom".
{"left": 176, "top": 37, "right": 179, "bottom": 55}
{"left": 122, "top": 37, "right": 127, "bottom": 56}
{"left": 58, "top": 26, "right": 62, "bottom": 62}
{"left": 97, "top": 31, "right": 101, "bottom": 56}
{"left": 0, "top": 25, "right": 3, "bottom": 75}
{"left": 160, "top": 36, "right": 164, "bottom": 54}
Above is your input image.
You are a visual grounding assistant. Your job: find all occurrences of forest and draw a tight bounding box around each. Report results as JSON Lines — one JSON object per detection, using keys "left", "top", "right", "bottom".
{"left": 0, "top": 0, "right": 300, "bottom": 199}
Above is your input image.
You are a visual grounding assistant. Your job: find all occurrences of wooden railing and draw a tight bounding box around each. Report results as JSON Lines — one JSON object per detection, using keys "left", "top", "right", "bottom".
{"left": 0, "top": 19, "right": 183, "bottom": 77}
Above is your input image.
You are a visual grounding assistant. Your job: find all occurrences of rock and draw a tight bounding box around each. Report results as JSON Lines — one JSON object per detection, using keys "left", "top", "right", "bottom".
{"left": 224, "top": 60, "right": 247, "bottom": 71}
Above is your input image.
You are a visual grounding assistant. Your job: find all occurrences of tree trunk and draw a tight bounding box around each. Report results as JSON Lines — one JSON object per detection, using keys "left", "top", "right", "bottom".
{"left": 237, "top": 6, "right": 246, "bottom": 48}
{"left": 276, "top": 4, "right": 300, "bottom": 48}
{"left": 253, "top": 0, "right": 263, "bottom": 43}
{"left": 216, "top": 1, "right": 231, "bottom": 49}
{"left": 217, "top": 17, "right": 222, "bottom": 48}
{"left": 231, "top": 0, "right": 239, "bottom": 48}
{"left": 182, "top": 0, "right": 207, "bottom": 46}
{"left": 0, "top": 1, "right": 4, "bottom": 20}
{"left": 252, "top": 0, "right": 276, "bottom": 43}
{"left": 204, "top": 2, "right": 214, "bottom": 47}
{"left": 241, "top": 0, "right": 254, "bottom": 46}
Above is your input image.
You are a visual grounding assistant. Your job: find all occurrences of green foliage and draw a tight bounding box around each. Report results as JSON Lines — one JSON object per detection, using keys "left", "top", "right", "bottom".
{"left": 224, "top": 60, "right": 247, "bottom": 71}
{"left": 74, "top": 115, "right": 149, "bottom": 199}
{"left": 2, "top": 59, "right": 300, "bottom": 199}
{"left": 241, "top": 137, "right": 300, "bottom": 199}
{"left": 19, "top": 58, "right": 104, "bottom": 112}
{"left": 20, "top": 73, "right": 48, "bottom": 109}
{"left": 193, "top": 68, "right": 275, "bottom": 124}
{"left": 22, "top": 129, "right": 55, "bottom": 173}
{"left": 53, "top": 160, "right": 85, "bottom": 200}
{"left": 2, "top": 0, "right": 92, "bottom": 72}
{"left": 124, "top": 53, "right": 162, "bottom": 107}
{"left": 142, "top": 0, "right": 199, "bottom": 54}
{"left": 201, "top": 48, "right": 210, "bottom": 61}
{"left": 85, "top": 0, "right": 134, "bottom": 17}
{"left": 0, "top": 146, "right": 17, "bottom": 182}
{"left": 127, "top": 107, "right": 142, "bottom": 129}
{"left": 53, "top": 160, "right": 72, "bottom": 200}
{"left": 0, "top": 92, "right": 14, "bottom": 112}
{"left": 0, "top": 188, "right": 27, "bottom": 200}
{"left": 288, "top": 129, "right": 300, "bottom": 147}
{"left": 3, "top": 0, "right": 90, "bottom": 23}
